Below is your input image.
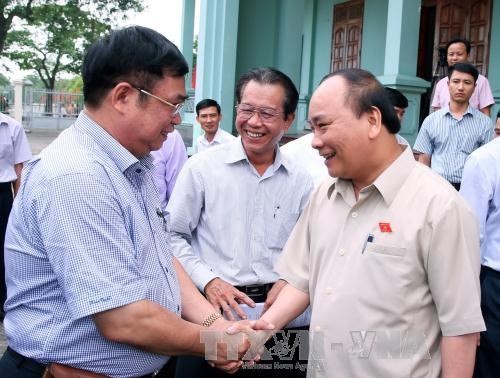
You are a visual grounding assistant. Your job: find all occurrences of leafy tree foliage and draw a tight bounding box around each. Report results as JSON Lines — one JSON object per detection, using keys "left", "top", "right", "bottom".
{"left": 1, "top": 0, "right": 142, "bottom": 90}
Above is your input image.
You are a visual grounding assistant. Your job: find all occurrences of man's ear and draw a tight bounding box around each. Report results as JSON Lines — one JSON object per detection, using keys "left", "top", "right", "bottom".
{"left": 367, "top": 106, "right": 382, "bottom": 140}
{"left": 110, "top": 83, "right": 135, "bottom": 113}
{"left": 283, "top": 112, "right": 296, "bottom": 132}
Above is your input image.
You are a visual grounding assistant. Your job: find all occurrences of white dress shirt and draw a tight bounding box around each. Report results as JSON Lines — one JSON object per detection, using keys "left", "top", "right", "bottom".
{"left": 194, "top": 127, "right": 235, "bottom": 153}
{"left": 167, "top": 137, "right": 313, "bottom": 290}
{"left": 460, "top": 138, "right": 500, "bottom": 271}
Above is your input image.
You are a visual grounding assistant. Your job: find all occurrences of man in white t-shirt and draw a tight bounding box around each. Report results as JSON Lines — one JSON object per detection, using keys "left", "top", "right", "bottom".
{"left": 194, "top": 99, "right": 235, "bottom": 153}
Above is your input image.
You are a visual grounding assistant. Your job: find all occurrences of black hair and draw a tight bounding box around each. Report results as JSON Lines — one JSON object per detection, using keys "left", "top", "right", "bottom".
{"left": 384, "top": 87, "right": 408, "bottom": 109}
{"left": 235, "top": 67, "right": 299, "bottom": 119}
{"left": 446, "top": 38, "right": 471, "bottom": 55}
{"left": 448, "top": 62, "right": 479, "bottom": 83}
{"left": 82, "top": 26, "right": 189, "bottom": 108}
{"left": 196, "top": 99, "right": 221, "bottom": 115}
{"left": 320, "top": 68, "right": 401, "bottom": 134}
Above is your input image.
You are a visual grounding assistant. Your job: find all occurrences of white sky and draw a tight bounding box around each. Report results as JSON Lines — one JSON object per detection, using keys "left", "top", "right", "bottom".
{"left": 2, "top": 0, "right": 197, "bottom": 80}
{"left": 125, "top": 0, "right": 184, "bottom": 46}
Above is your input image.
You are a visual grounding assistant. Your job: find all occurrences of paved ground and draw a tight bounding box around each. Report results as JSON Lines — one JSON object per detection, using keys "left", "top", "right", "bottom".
{"left": 1, "top": 128, "right": 61, "bottom": 354}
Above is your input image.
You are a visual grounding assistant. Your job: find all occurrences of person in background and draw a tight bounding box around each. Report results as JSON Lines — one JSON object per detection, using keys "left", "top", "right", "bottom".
{"left": 0, "top": 26, "right": 259, "bottom": 378}
{"left": 460, "top": 135, "right": 500, "bottom": 378}
{"left": 169, "top": 67, "right": 313, "bottom": 377}
{"left": 431, "top": 37, "right": 494, "bottom": 116}
{"left": 151, "top": 129, "right": 188, "bottom": 209}
{"left": 414, "top": 63, "right": 493, "bottom": 190}
{"left": 194, "top": 99, "right": 235, "bottom": 153}
{"left": 256, "top": 67, "right": 485, "bottom": 378}
{"left": 0, "top": 112, "right": 32, "bottom": 321}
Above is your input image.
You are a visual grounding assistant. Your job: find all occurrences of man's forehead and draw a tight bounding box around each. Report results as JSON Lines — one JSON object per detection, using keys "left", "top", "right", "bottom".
{"left": 449, "top": 71, "right": 474, "bottom": 81}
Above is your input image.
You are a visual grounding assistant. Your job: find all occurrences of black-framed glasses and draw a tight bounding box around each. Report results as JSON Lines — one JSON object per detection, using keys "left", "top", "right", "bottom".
{"left": 133, "top": 86, "right": 184, "bottom": 116}
{"left": 235, "top": 104, "right": 283, "bottom": 122}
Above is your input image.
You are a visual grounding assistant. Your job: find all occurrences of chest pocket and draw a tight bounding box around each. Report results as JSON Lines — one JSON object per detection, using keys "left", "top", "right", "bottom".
{"left": 0, "top": 141, "right": 14, "bottom": 165}
{"left": 266, "top": 210, "right": 300, "bottom": 249}
{"left": 460, "top": 135, "right": 480, "bottom": 155}
{"left": 364, "top": 242, "right": 406, "bottom": 257}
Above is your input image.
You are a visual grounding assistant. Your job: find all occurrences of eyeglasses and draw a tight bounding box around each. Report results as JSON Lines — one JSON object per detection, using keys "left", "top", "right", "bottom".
{"left": 133, "top": 86, "right": 184, "bottom": 116}
{"left": 235, "top": 104, "right": 283, "bottom": 122}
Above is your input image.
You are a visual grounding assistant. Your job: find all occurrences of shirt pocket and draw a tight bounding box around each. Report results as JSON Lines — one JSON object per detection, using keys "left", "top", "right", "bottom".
{"left": 460, "top": 136, "right": 479, "bottom": 155}
{"left": 0, "top": 141, "right": 14, "bottom": 165}
{"left": 364, "top": 242, "right": 406, "bottom": 257}
{"left": 266, "top": 210, "right": 300, "bottom": 249}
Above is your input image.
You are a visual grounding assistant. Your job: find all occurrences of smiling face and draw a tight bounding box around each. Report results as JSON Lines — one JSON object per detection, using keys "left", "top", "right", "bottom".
{"left": 197, "top": 106, "right": 222, "bottom": 138}
{"left": 235, "top": 80, "right": 294, "bottom": 165}
{"left": 309, "top": 76, "right": 372, "bottom": 181}
{"left": 128, "top": 75, "right": 186, "bottom": 156}
{"left": 448, "top": 70, "right": 475, "bottom": 105}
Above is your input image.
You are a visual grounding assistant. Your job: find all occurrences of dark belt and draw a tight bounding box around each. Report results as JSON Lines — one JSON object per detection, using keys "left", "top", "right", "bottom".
{"left": 235, "top": 283, "right": 274, "bottom": 301}
{"left": 6, "top": 347, "right": 159, "bottom": 377}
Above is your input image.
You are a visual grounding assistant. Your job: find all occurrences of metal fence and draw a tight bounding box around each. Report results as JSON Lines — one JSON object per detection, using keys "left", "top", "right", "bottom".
{"left": 25, "top": 88, "right": 84, "bottom": 130}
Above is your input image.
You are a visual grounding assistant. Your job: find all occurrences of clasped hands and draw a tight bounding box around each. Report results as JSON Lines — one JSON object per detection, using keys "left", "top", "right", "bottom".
{"left": 202, "top": 317, "right": 274, "bottom": 374}
{"left": 203, "top": 278, "right": 287, "bottom": 373}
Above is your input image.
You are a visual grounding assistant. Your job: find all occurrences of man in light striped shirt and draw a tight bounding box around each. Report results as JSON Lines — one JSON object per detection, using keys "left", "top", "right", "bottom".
{"left": 413, "top": 62, "right": 493, "bottom": 190}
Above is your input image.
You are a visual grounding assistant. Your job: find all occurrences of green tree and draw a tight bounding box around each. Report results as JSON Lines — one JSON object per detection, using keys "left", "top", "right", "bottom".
{"left": 5, "top": 3, "right": 108, "bottom": 91}
{"left": 3, "top": 0, "right": 142, "bottom": 111}
{"left": 0, "top": 0, "right": 143, "bottom": 57}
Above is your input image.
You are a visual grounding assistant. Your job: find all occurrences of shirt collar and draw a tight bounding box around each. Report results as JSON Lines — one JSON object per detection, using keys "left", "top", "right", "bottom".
{"left": 327, "top": 146, "right": 416, "bottom": 205}
{"left": 74, "top": 111, "right": 153, "bottom": 173}
{"left": 225, "top": 136, "right": 290, "bottom": 173}
{"left": 443, "top": 104, "right": 474, "bottom": 118}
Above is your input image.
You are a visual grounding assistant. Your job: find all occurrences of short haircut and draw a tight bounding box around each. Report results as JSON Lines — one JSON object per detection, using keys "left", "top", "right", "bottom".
{"left": 82, "top": 26, "right": 189, "bottom": 108}
{"left": 235, "top": 67, "right": 299, "bottom": 118}
{"left": 196, "top": 99, "right": 221, "bottom": 115}
{"left": 320, "top": 68, "right": 400, "bottom": 134}
{"left": 446, "top": 37, "right": 471, "bottom": 55}
{"left": 448, "top": 62, "right": 479, "bottom": 83}
{"left": 385, "top": 87, "right": 408, "bottom": 109}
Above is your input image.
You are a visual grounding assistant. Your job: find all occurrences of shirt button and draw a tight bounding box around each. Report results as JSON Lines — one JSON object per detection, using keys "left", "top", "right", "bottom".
{"left": 339, "top": 249, "right": 345, "bottom": 256}
{"left": 325, "top": 287, "right": 332, "bottom": 295}
{"left": 351, "top": 212, "right": 358, "bottom": 218}
{"left": 135, "top": 168, "right": 142, "bottom": 173}
{"left": 314, "top": 326, "right": 321, "bottom": 332}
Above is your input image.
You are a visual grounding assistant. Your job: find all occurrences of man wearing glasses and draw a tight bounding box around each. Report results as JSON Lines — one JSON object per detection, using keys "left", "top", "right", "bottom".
{"left": 0, "top": 26, "right": 259, "bottom": 377}
{"left": 168, "top": 67, "right": 313, "bottom": 377}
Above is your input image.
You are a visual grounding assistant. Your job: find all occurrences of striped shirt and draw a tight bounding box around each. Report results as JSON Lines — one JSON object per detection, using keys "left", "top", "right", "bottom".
{"left": 167, "top": 137, "right": 313, "bottom": 290}
{"left": 4, "top": 112, "right": 181, "bottom": 377}
{"left": 413, "top": 105, "right": 493, "bottom": 183}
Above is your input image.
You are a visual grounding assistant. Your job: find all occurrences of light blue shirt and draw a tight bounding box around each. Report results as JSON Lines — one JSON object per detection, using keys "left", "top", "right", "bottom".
{"left": 167, "top": 137, "right": 313, "bottom": 290}
{"left": 413, "top": 105, "right": 493, "bottom": 183}
{"left": 4, "top": 112, "right": 181, "bottom": 377}
{"left": 460, "top": 138, "right": 500, "bottom": 272}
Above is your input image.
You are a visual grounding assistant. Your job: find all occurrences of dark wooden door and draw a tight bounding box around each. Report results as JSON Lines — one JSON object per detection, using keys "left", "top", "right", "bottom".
{"left": 330, "top": 0, "right": 364, "bottom": 72}
{"left": 434, "top": 0, "right": 491, "bottom": 75}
